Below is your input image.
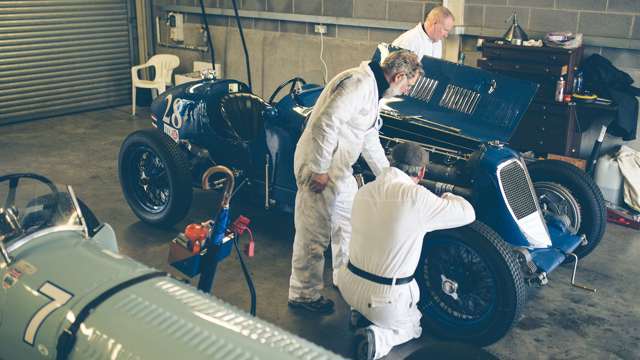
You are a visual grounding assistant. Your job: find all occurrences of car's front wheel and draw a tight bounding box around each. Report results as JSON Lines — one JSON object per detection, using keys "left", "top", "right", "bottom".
{"left": 118, "top": 129, "right": 192, "bottom": 227}
{"left": 417, "top": 221, "right": 526, "bottom": 346}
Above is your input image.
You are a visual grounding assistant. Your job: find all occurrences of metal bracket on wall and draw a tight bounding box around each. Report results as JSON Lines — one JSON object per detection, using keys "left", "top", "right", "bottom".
{"left": 158, "top": 41, "right": 208, "bottom": 52}
{"left": 156, "top": 16, "right": 208, "bottom": 52}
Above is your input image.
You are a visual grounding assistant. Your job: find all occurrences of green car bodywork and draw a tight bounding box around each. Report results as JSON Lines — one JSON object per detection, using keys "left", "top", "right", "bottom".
{"left": 0, "top": 176, "right": 342, "bottom": 360}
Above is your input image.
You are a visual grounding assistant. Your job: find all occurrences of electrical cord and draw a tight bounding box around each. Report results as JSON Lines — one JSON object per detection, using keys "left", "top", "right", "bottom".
{"left": 231, "top": 0, "right": 252, "bottom": 91}
{"left": 198, "top": 0, "right": 216, "bottom": 71}
{"left": 319, "top": 30, "right": 328, "bottom": 85}
{"left": 233, "top": 231, "right": 256, "bottom": 316}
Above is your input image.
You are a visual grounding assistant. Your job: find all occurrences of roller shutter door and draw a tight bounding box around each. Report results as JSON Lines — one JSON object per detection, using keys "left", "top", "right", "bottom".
{"left": 0, "top": 0, "right": 132, "bottom": 125}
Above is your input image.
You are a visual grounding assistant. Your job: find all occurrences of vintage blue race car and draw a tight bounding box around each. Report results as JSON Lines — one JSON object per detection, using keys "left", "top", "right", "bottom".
{"left": 118, "top": 44, "right": 607, "bottom": 346}
{"left": 0, "top": 173, "right": 343, "bottom": 359}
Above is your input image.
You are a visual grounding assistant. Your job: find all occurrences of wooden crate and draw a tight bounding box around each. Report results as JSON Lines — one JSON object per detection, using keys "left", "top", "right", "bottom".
{"left": 547, "top": 153, "right": 586, "bottom": 170}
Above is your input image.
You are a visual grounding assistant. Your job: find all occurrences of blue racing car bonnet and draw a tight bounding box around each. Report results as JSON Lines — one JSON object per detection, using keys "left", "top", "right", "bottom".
{"left": 373, "top": 43, "right": 539, "bottom": 143}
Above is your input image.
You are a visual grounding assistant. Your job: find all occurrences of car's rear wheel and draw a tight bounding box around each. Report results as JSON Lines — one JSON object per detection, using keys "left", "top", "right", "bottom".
{"left": 418, "top": 221, "right": 526, "bottom": 346}
{"left": 118, "top": 129, "right": 192, "bottom": 227}
{"left": 527, "top": 160, "right": 606, "bottom": 260}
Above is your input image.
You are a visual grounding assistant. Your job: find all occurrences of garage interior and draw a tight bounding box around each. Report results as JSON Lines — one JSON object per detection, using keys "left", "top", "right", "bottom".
{"left": 2, "top": 0, "right": 640, "bottom": 359}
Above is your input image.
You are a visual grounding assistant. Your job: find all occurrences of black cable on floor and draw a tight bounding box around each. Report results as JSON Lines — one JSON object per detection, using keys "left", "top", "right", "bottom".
{"left": 234, "top": 234, "right": 256, "bottom": 316}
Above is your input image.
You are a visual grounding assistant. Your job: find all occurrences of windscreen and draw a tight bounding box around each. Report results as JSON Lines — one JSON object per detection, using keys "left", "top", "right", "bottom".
{"left": 0, "top": 174, "right": 83, "bottom": 244}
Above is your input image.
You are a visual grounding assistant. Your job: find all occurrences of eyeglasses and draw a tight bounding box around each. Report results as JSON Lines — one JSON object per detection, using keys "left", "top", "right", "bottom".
{"left": 403, "top": 74, "right": 418, "bottom": 88}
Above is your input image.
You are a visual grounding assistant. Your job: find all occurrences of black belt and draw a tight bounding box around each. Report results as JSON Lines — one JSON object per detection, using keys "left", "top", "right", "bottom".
{"left": 347, "top": 261, "right": 413, "bottom": 285}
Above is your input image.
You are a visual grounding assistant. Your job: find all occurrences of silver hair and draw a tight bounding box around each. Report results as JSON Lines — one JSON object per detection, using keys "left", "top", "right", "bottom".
{"left": 425, "top": 6, "right": 455, "bottom": 25}
{"left": 381, "top": 49, "right": 424, "bottom": 80}
{"left": 391, "top": 161, "right": 424, "bottom": 178}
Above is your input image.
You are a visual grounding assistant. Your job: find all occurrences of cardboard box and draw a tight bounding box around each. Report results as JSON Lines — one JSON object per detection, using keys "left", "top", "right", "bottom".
{"left": 168, "top": 234, "right": 201, "bottom": 277}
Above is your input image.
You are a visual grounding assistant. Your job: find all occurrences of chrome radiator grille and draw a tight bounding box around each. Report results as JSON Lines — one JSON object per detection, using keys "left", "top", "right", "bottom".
{"left": 499, "top": 161, "right": 538, "bottom": 220}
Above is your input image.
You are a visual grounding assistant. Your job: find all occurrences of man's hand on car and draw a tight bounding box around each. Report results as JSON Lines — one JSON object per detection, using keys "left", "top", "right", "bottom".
{"left": 309, "top": 173, "right": 330, "bottom": 193}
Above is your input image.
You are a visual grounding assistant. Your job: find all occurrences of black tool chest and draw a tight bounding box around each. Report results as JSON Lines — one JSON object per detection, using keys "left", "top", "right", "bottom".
{"left": 478, "top": 42, "right": 584, "bottom": 156}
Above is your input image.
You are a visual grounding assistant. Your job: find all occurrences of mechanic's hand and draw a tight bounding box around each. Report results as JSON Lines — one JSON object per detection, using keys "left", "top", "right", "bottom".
{"left": 309, "top": 173, "right": 330, "bottom": 193}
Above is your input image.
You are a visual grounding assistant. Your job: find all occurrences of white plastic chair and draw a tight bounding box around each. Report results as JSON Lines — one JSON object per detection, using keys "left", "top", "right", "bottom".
{"left": 131, "top": 54, "right": 180, "bottom": 115}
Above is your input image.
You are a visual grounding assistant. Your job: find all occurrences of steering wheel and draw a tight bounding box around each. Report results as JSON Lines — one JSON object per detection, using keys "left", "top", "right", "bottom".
{"left": 0, "top": 173, "right": 59, "bottom": 235}
{"left": 268, "top": 77, "right": 307, "bottom": 105}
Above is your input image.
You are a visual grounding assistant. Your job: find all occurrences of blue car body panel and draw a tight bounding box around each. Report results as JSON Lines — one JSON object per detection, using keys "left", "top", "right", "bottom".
{"left": 150, "top": 79, "right": 251, "bottom": 144}
{"left": 469, "top": 145, "right": 533, "bottom": 248}
{"left": 373, "top": 44, "right": 538, "bottom": 143}
{"left": 530, "top": 219, "right": 583, "bottom": 273}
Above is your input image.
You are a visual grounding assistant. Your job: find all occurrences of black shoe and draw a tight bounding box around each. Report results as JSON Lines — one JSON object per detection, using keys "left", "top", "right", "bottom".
{"left": 287, "top": 296, "right": 334, "bottom": 314}
{"left": 354, "top": 327, "right": 376, "bottom": 360}
{"left": 349, "top": 310, "right": 373, "bottom": 331}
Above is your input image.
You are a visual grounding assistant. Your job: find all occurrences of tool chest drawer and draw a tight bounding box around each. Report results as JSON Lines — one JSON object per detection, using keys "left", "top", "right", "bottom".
{"left": 478, "top": 42, "right": 584, "bottom": 155}
{"left": 478, "top": 58, "right": 568, "bottom": 78}
{"left": 509, "top": 103, "right": 580, "bottom": 156}
{"left": 479, "top": 42, "right": 583, "bottom": 100}
{"left": 482, "top": 42, "right": 582, "bottom": 66}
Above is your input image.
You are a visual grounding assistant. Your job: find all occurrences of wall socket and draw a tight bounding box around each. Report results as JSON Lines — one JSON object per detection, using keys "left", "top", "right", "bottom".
{"left": 314, "top": 24, "right": 327, "bottom": 34}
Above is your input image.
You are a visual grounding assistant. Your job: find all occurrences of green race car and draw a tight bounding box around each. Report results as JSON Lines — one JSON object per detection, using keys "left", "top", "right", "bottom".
{"left": 0, "top": 173, "right": 342, "bottom": 360}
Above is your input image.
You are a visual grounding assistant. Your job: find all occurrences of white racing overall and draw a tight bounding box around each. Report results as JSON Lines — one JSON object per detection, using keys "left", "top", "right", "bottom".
{"left": 289, "top": 62, "right": 390, "bottom": 301}
{"left": 392, "top": 23, "right": 443, "bottom": 60}
{"left": 339, "top": 167, "right": 475, "bottom": 358}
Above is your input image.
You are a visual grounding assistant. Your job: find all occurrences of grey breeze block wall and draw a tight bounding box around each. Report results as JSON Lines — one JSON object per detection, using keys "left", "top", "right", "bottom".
{"left": 462, "top": 0, "right": 640, "bottom": 79}
{"left": 152, "top": 0, "right": 442, "bottom": 98}
{"left": 152, "top": 0, "right": 639, "bottom": 152}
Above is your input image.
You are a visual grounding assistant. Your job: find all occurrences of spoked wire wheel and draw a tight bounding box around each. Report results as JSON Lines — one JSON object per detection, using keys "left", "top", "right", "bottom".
{"left": 128, "top": 146, "right": 170, "bottom": 214}
{"left": 418, "top": 221, "right": 526, "bottom": 346}
{"left": 424, "top": 240, "right": 498, "bottom": 323}
{"left": 535, "top": 181, "right": 581, "bottom": 234}
{"left": 119, "top": 129, "right": 192, "bottom": 227}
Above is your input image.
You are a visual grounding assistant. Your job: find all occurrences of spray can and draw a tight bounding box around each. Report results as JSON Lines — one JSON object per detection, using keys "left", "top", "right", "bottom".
{"left": 575, "top": 71, "right": 584, "bottom": 94}
{"left": 458, "top": 52, "right": 466, "bottom": 65}
{"left": 555, "top": 77, "right": 565, "bottom": 102}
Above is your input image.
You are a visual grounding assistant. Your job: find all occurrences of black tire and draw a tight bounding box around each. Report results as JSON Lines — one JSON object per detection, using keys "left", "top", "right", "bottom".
{"left": 417, "top": 221, "right": 526, "bottom": 346}
{"left": 118, "top": 129, "right": 192, "bottom": 227}
{"left": 527, "top": 160, "right": 606, "bottom": 259}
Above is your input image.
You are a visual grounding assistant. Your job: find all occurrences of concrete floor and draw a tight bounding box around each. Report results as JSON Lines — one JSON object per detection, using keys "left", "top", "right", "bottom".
{"left": 1, "top": 106, "right": 639, "bottom": 359}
